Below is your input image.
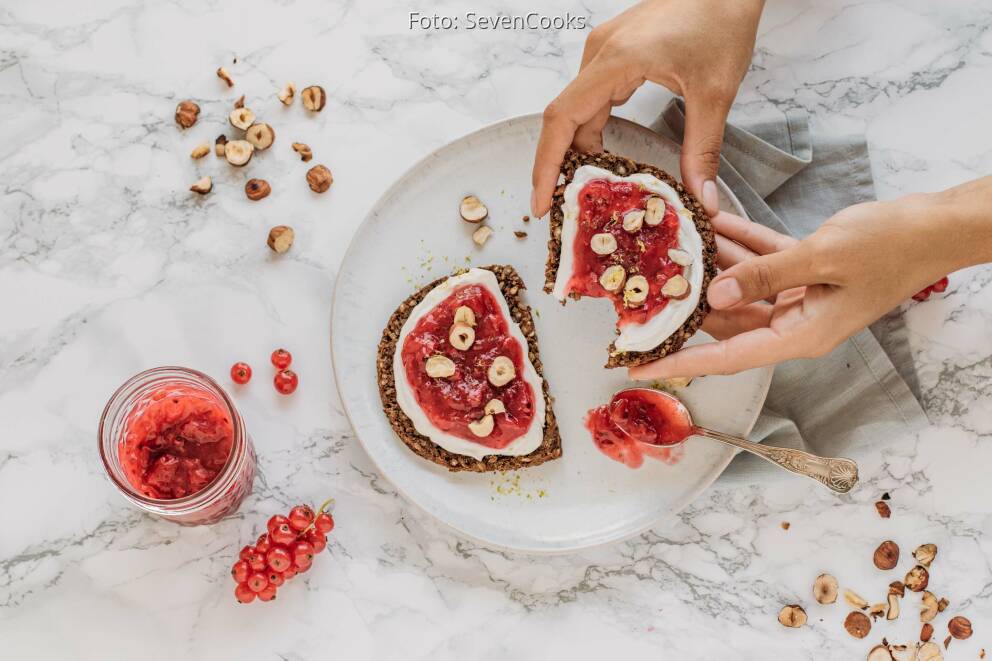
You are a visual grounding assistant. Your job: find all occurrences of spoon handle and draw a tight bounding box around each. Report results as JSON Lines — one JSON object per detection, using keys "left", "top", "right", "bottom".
{"left": 692, "top": 427, "right": 859, "bottom": 494}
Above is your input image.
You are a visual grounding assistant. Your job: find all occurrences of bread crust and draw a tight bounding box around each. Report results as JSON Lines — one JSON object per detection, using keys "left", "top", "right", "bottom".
{"left": 377, "top": 265, "right": 561, "bottom": 472}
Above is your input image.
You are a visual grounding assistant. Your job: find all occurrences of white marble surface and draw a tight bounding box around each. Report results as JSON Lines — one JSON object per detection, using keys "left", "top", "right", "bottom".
{"left": 1, "top": 0, "right": 990, "bottom": 658}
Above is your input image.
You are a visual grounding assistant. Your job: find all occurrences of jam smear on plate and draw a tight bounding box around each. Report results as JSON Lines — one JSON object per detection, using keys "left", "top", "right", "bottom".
{"left": 585, "top": 389, "right": 690, "bottom": 468}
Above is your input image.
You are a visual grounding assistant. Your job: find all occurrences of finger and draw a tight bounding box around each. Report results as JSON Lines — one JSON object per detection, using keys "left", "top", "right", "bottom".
{"left": 700, "top": 303, "right": 773, "bottom": 340}
{"left": 706, "top": 243, "right": 817, "bottom": 310}
{"left": 573, "top": 105, "right": 610, "bottom": 153}
{"left": 715, "top": 234, "right": 757, "bottom": 270}
{"left": 680, "top": 92, "right": 733, "bottom": 216}
{"left": 711, "top": 211, "right": 799, "bottom": 255}
{"left": 628, "top": 326, "right": 800, "bottom": 380}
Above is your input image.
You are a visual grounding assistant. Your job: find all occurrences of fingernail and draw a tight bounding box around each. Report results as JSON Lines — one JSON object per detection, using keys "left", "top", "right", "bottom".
{"left": 708, "top": 277, "right": 742, "bottom": 308}
{"left": 702, "top": 180, "right": 719, "bottom": 215}
{"left": 530, "top": 189, "right": 539, "bottom": 217}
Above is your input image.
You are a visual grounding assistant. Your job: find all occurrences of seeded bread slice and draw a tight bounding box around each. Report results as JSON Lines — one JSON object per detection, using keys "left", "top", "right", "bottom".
{"left": 377, "top": 265, "right": 561, "bottom": 473}
{"left": 543, "top": 150, "right": 717, "bottom": 369}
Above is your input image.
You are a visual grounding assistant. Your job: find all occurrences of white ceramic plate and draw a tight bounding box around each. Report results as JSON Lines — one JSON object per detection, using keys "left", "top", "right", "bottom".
{"left": 332, "top": 115, "right": 772, "bottom": 553}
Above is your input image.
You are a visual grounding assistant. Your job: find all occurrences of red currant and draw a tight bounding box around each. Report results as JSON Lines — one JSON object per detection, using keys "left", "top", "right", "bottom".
{"left": 268, "top": 518, "right": 296, "bottom": 545}
{"left": 268, "top": 572, "right": 285, "bottom": 587}
{"left": 231, "top": 362, "right": 252, "bottom": 385}
{"left": 271, "top": 348, "right": 293, "bottom": 370}
{"left": 274, "top": 369, "right": 299, "bottom": 395}
{"left": 932, "top": 277, "right": 949, "bottom": 293}
{"left": 306, "top": 530, "right": 327, "bottom": 554}
{"left": 246, "top": 573, "right": 269, "bottom": 593}
{"left": 247, "top": 550, "right": 267, "bottom": 572}
{"left": 235, "top": 582, "right": 257, "bottom": 603}
{"left": 913, "top": 289, "right": 932, "bottom": 302}
{"left": 292, "top": 541, "right": 315, "bottom": 569}
{"left": 231, "top": 560, "right": 250, "bottom": 584}
{"left": 239, "top": 545, "right": 254, "bottom": 562}
{"left": 288, "top": 505, "right": 315, "bottom": 531}
{"left": 267, "top": 546, "right": 293, "bottom": 573}
{"left": 257, "top": 584, "right": 278, "bottom": 602}
{"left": 282, "top": 566, "right": 298, "bottom": 580}
{"left": 314, "top": 512, "right": 334, "bottom": 534}
{"left": 255, "top": 533, "right": 271, "bottom": 553}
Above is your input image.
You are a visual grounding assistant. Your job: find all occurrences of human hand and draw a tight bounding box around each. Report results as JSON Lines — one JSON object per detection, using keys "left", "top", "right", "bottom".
{"left": 531, "top": 0, "right": 765, "bottom": 219}
{"left": 629, "top": 194, "right": 969, "bottom": 380}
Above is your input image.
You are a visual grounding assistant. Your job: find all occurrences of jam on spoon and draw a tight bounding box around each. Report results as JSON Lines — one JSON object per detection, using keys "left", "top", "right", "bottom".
{"left": 586, "top": 388, "right": 860, "bottom": 493}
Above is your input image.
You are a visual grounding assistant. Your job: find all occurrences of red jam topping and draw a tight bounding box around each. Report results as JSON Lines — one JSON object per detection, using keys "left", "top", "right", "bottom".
{"left": 400, "top": 284, "right": 535, "bottom": 448}
{"left": 568, "top": 179, "right": 684, "bottom": 326}
{"left": 585, "top": 390, "right": 690, "bottom": 468}
{"left": 119, "top": 385, "right": 235, "bottom": 499}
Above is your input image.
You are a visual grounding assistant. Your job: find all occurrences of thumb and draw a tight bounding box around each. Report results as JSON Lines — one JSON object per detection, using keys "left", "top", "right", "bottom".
{"left": 680, "top": 93, "right": 732, "bottom": 217}
{"left": 707, "top": 244, "right": 816, "bottom": 309}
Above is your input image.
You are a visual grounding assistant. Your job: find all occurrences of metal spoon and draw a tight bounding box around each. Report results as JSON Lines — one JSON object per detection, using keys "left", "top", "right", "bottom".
{"left": 618, "top": 388, "right": 859, "bottom": 493}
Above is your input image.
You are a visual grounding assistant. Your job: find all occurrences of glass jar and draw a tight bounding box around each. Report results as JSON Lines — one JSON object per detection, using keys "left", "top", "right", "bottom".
{"left": 99, "top": 366, "right": 255, "bottom": 525}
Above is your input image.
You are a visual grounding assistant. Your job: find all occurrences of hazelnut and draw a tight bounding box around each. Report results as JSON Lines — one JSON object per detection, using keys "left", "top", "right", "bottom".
{"left": 875, "top": 501, "right": 892, "bottom": 518}
{"left": 453, "top": 306, "right": 476, "bottom": 327}
{"left": 624, "top": 275, "right": 650, "bottom": 306}
{"left": 425, "top": 355, "right": 456, "bottom": 378}
{"left": 599, "top": 265, "right": 626, "bottom": 292}
{"left": 513, "top": 230, "right": 528, "bottom": 239}
{"left": 190, "top": 143, "right": 210, "bottom": 159}
{"left": 937, "top": 597, "right": 949, "bottom": 612}
{"left": 661, "top": 274, "right": 691, "bottom": 299}
{"left": 472, "top": 225, "right": 493, "bottom": 246}
{"left": 267, "top": 226, "right": 294, "bottom": 253}
{"left": 224, "top": 139, "right": 254, "bottom": 166}
{"left": 948, "top": 616, "right": 972, "bottom": 640}
{"left": 278, "top": 82, "right": 296, "bottom": 105}
{"left": 292, "top": 142, "right": 313, "bottom": 162}
{"left": 233, "top": 94, "right": 245, "bottom": 109}
{"left": 459, "top": 195, "right": 488, "bottom": 223}
{"left": 781, "top": 521, "right": 791, "bottom": 530}
{"left": 467, "top": 414, "right": 494, "bottom": 438}
{"left": 229, "top": 107, "right": 255, "bottom": 131}
{"left": 646, "top": 196, "right": 669, "bottom": 226}
{"left": 887, "top": 593, "right": 901, "bottom": 620}
{"left": 920, "top": 591, "right": 939, "bottom": 623}
{"left": 917, "top": 642, "right": 943, "bottom": 661}
{"left": 921, "top": 622, "right": 934, "bottom": 642}
{"left": 246, "top": 123, "right": 275, "bottom": 150}
{"left": 590, "top": 233, "right": 618, "bottom": 255}
{"left": 214, "top": 134, "right": 228, "bottom": 157}
{"left": 777, "top": 605, "right": 806, "bottom": 628}
{"left": 889, "top": 645, "right": 917, "bottom": 661}
{"left": 844, "top": 611, "right": 872, "bottom": 639}
{"left": 484, "top": 399, "right": 506, "bottom": 415}
{"left": 622, "top": 210, "right": 645, "bottom": 233}
{"left": 667, "top": 248, "right": 693, "bottom": 266}
{"left": 487, "top": 356, "right": 515, "bottom": 387}
{"left": 845, "top": 589, "right": 869, "bottom": 609}
{"left": 943, "top": 635, "right": 951, "bottom": 650}
{"left": 175, "top": 100, "right": 200, "bottom": 128}
{"left": 216, "top": 66, "right": 234, "bottom": 87}
{"left": 867, "top": 645, "right": 894, "bottom": 661}
{"left": 874, "top": 540, "right": 900, "bottom": 570}
{"left": 245, "top": 178, "right": 271, "bottom": 201}
{"left": 913, "top": 544, "right": 937, "bottom": 567}
{"left": 189, "top": 176, "right": 212, "bottom": 195}
{"left": 905, "top": 565, "right": 929, "bottom": 592}
{"left": 868, "top": 603, "right": 887, "bottom": 620}
{"left": 301, "top": 85, "right": 327, "bottom": 111}
{"left": 813, "top": 574, "right": 838, "bottom": 605}
{"left": 448, "top": 323, "right": 475, "bottom": 351}
{"left": 889, "top": 581, "right": 906, "bottom": 597}
{"left": 306, "top": 164, "right": 333, "bottom": 193}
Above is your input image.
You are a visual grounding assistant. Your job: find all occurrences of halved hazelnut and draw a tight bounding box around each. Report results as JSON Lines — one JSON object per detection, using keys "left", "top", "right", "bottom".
{"left": 301, "top": 85, "right": 327, "bottom": 111}
{"left": 229, "top": 107, "right": 255, "bottom": 131}
{"left": 453, "top": 306, "right": 476, "bottom": 327}
{"left": 175, "top": 100, "right": 200, "bottom": 128}
{"left": 224, "top": 140, "right": 254, "bottom": 166}
{"left": 216, "top": 66, "right": 234, "bottom": 87}
{"left": 306, "top": 165, "right": 333, "bottom": 193}
{"left": 292, "top": 142, "right": 313, "bottom": 162}
{"left": 214, "top": 134, "right": 228, "bottom": 157}
{"left": 622, "top": 210, "right": 645, "bottom": 233}
{"left": 874, "top": 540, "right": 900, "bottom": 570}
{"left": 868, "top": 603, "right": 887, "bottom": 620}
{"left": 425, "top": 355, "right": 456, "bottom": 378}
{"left": 190, "top": 143, "right": 210, "bottom": 159}
{"left": 917, "top": 642, "right": 943, "bottom": 661}
{"left": 267, "top": 226, "right": 294, "bottom": 253}
{"left": 468, "top": 414, "right": 494, "bottom": 438}
{"left": 661, "top": 274, "right": 691, "bottom": 299}
{"left": 458, "top": 195, "right": 488, "bottom": 223}
{"left": 922, "top": 622, "right": 934, "bottom": 642}
{"left": 845, "top": 589, "right": 869, "bottom": 610}
{"left": 245, "top": 178, "right": 271, "bottom": 201}
{"left": 246, "top": 123, "right": 275, "bottom": 150}
{"left": 777, "top": 605, "right": 806, "bottom": 628}
{"left": 484, "top": 399, "right": 506, "bottom": 415}
{"left": 889, "top": 645, "right": 916, "bottom": 661}
{"left": 867, "top": 645, "right": 894, "bottom": 661}
{"left": 472, "top": 226, "right": 493, "bottom": 246}
{"left": 487, "top": 356, "right": 515, "bottom": 387}
{"left": 599, "top": 265, "right": 626, "bottom": 292}
{"left": 887, "top": 593, "right": 901, "bottom": 620}
{"left": 233, "top": 94, "right": 245, "bottom": 109}
{"left": 889, "top": 581, "right": 906, "bottom": 597}
{"left": 948, "top": 616, "right": 972, "bottom": 640}
{"left": 905, "top": 565, "right": 929, "bottom": 592}
{"left": 449, "top": 323, "right": 475, "bottom": 351}
{"left": 920, "top": 591, "right": 939, "bottom": 623}
{"left": 278, "top": 82, "right": 296, "bottom": 105}
{"left": 590, "top": 232, "right": 617, "bottom": 255}
{"left": 644, "top": 196, "right": 665, "bottom": 226}
{"left": 913, "top": 544, "right": 937, "bottom": 567}
{"left": 624, "top": 275, "right": 649, "bottom": 306}
{"left": 875, "top": 501, "right": 892, "bottom": 518}
{"left": 189, "top": 176, "right": 212, "bottom": 195}
{"left": 667, "top": 248, "right": 693, "bottom": 266}
{"left": 845, "top": 611, "right": 872, "bottom": 639}
{"left": 813, "top": 574, "right": 838, "bottom": 604}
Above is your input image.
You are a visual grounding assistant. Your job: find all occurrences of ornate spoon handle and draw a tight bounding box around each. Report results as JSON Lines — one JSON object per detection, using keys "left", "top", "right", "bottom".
{"left": 692, "top": 427, "right": 859, "bottom": 494}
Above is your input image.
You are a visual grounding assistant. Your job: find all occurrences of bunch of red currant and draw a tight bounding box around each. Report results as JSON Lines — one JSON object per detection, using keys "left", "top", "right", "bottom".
{"left": 230, "top": 348, "right": 298, "bottom": 395}
{"left": 912, "top": 276, "right": 949, "bottom": 302}
{"left": 231, "top": 500, "right": 334, "bottom": 603}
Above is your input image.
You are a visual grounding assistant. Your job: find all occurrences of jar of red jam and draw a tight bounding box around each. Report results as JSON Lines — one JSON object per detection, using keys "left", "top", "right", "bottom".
{"left": 99, "top": 367, "right": 255, "bottom": 525}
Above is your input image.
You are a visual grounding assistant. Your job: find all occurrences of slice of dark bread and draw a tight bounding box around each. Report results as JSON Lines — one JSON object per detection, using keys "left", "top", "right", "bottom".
{"left": 377, "top": 265, "right": 561, "bottom": 473}
{"left": 543, "top": 150, "right": 717, "bottom": 369}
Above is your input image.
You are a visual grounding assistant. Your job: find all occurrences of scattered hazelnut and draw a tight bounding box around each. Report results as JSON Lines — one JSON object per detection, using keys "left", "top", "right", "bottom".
{"left": 913, "top": 544, "right": 937, "bottom": 568}
{"left": 189, "top": 176, "right": 212, "bottom": 195}
{"left": 190, "top": 143, "right": 210, "bottom": 159}
{"left": 453, "top": 306, "right": 476, "bottom": 327}
{"left": 644, "top": 196, "right": 665, "bottom": 226}
{"left": 845, "top": 589, "right": 869, "bottom": 610}
{"left": 875, "top": 501, "right": 892, "bottom": 518}
{"left": 845, "top": 611, "right": 872, "bottom": 639}
{"left": 622, "top": 210, "right": 645, "bottom": 233}
{"left": 278, "top": 82, "right": 296, "bottom": 105}
{"left": 448, "top": 323, "right": 475, "bottom": 351}
{"left": 425, "top": 355, "right": 456, "bottom": 378}
{"left": 590, "top": 233, "right": 618, "bottom": 255}
{"left": 921, "top": 622, "right": 934, "bottom": 642}
{"left": 267, "top": 225, "right": 294, "bottom": 253}
{"left": 781, "top": 521, "right": 791, "bottom": 530}
{"left": 667, "top": 248, "right": 693, "bottom": 266}
{"left": 214, "top": 134, "right": 228, "bottom": 157}
{"left": 246, "top": 123, "right": 275, "bottom": 150}
{"left": 813, "top": 574, "right": 838, "bottom": 605}
{"left": 472, "top": 225, "right": 493, "bottom": 246}
{"left": 216, "top": 67, "right": 234, "bottom": 87}
{"left": 661, "top": 274, "right": 691, "bottom": 299}
{"left": 867, "top": 645, "right": 893, "bottom": 661}
{"left": 917, "top": 642, "right": 943, "bottom": 661}
{"left": 233, "top": 94, "right": 245, "bottom": 109}
{"left": 599, "top": 265, "right": 626, "bottom": 292}
{"left": 943, "top": 635, "right": 952, "bottom": 650}
{"left": 224, "top": 140, "right": 254, "bottom": 166}
{"left": 522, "top": 215, "right": 530, "bottom": 222}
{"left": 874, "top": 540, "right": 900, "bottom": 570}
{"left": 306, "top": 164, "right": 333, "bottom": 193}
{"left": 905, "top": 565, "right": 930, "bottom": 592}
{"left": 889, "top": 645, "right": 916, "bottom": 661}
{"left": 174, "top": 100, "right": 200, "bottom": 128}
{"left": 948, "top": 616, "right": 972, "bottom": 640}
{"left": 624, "top": 275, "right": 649, "bottom": 306}
{"left": 245, "top": 178, "right": 271, "bottom": 201}
{"left": 292, "top": 142, "right": 313, "bottom": 161}
{"left": 889, "top": 581, "right": 906, "bottom": 597}
{"left": 459, "top": 195, "right": 488, "bottom": 223}
{"left": 777, "top": 605, "right": 806, "bottom": 628}
{"left": 887, "top": 592, "right": 901, "bottom": 620}
{"left": 937, "top": 597, "right": 949, "bottom": 612}
{"left": 513, "top": 230, "right": 528, "bottom": 239}
{"left": 484, "top": 399, "right": 506, "bottom": 415}
{"left": 468, "top": 414, "right": 494, "bottom": 438}
{"left": 301, "top": 85, "right": 327, "bottom": 111}
{"left": 868, "top": 603, "right": 887, "bottom": 620}
{"left": 920, "top": 591, "right": 939, "bottom": 623}
{"left": 487, "top": 356, "right": 515, "bottom": 387}
{"left": 229, "top": 107, "right": 255, "bottom": 131}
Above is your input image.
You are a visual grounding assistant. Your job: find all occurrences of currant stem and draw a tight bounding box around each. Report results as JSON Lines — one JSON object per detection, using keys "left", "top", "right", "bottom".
{"left": 297, "top": 497, "right": 335, "bottom": 538}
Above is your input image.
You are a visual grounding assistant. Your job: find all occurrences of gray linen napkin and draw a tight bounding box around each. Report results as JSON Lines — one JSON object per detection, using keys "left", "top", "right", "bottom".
{"left": 649, "top": 99, "right": 928, "bottom": 482}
